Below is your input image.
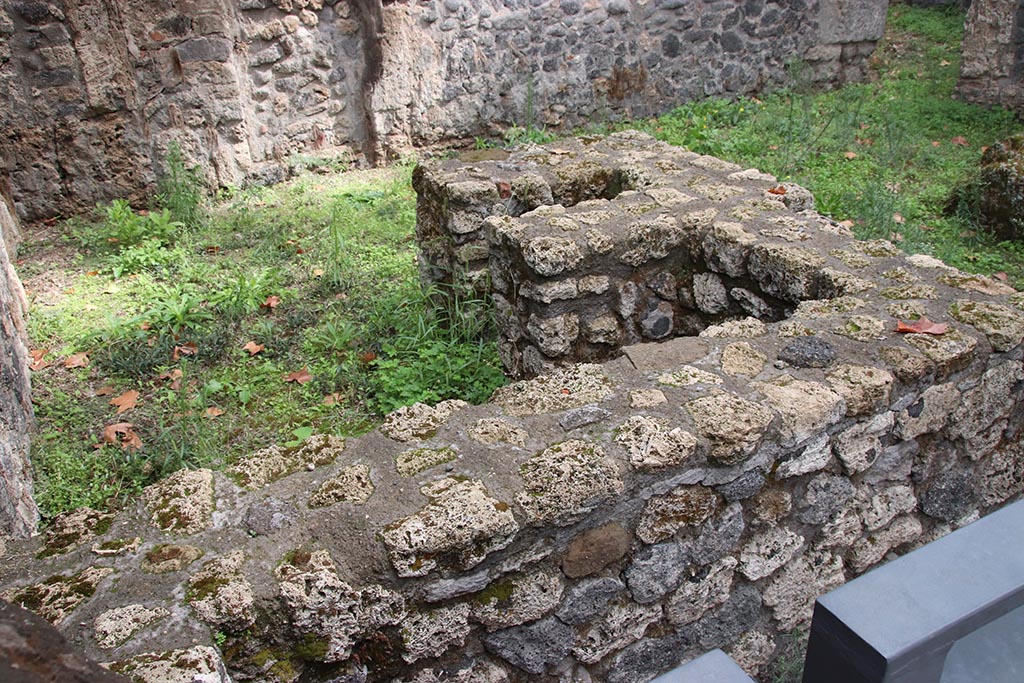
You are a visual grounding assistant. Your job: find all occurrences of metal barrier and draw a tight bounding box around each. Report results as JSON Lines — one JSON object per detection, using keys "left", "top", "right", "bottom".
{"left": 803, "top": 499, "right": 1024, "bottom": 683}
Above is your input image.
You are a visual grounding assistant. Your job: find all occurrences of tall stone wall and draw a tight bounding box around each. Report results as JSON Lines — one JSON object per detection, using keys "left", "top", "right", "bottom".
{"left": 0, "top": 188, "right": 38, "bottom": 540}
{"left": 958, "top": 0, "right": 1024, "bottom": 112}
{"left": 0, "top": 0, "right": 889, "bottom": 222}
{"left": 2, "top": 134, "right": 1023, "bottom": 683}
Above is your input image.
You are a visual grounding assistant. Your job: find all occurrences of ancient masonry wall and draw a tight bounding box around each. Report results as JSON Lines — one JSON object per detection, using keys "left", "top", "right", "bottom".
{"left": 958, "top": 0, "right": 1024, "bottom": 112}
{"left": 2, "top": 133, "right": 1024, "bottom": 683}
{"left": 0, "top": 0, "right": 888, "bottom": 222}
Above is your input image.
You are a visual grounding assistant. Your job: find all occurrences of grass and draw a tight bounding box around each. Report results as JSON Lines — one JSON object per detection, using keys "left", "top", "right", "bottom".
{"left": 642, "top": 4, "right": 1024, "bottom": 284}
{"left": 21, "top": 5, "right": 1023, "bottom": 521}
{"left": 22, "top": 165, "right": 505, "bottom": 519}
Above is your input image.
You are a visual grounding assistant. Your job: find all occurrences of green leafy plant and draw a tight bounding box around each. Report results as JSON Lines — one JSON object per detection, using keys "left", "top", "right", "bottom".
{"left": 156, "top": 141, "right": 207, "bottom": 230}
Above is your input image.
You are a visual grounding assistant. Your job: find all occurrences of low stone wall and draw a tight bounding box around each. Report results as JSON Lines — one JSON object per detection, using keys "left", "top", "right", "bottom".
{"left": 958, "top": 0, "right": 1024, "bottom": 113}
{"left": 0, "top": 0, "right": 888, "bottom": 222}
{"left": 2, "top": 135, "right": 1024, "bottom": 683}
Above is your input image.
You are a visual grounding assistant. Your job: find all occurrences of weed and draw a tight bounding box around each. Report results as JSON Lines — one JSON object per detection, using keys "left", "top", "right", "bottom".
{"left": 156, "top": 141, "right": 207, "bottom": 230}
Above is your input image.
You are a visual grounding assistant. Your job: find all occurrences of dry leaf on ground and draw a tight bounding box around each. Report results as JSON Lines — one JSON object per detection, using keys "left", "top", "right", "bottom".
{"left": 110, "top": 390, "right": 140, "bottom": 414}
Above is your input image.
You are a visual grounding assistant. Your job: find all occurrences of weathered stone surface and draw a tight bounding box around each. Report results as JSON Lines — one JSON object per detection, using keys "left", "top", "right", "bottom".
{"left": 276, "top": 550, "right": 407, "bottom": 662}
{"left": 778, "top": 336, "right": 837, "bottom": 368}
{"left": 616, "top": 415, "right": 697, "bottom": 470}
{"left": 309, "top": 464, "right": 374, "bottom": 507}
{"left": 517, "top": 441, "right": 624, "bottom": 526}
{"left": 686, "top": 393, "right": 774, "bottom": 465}
{"left": 471, "top": 568, "right": 563, "bottom": 632}
{"left": 752, "top": 376, "right": 844, "bottom": 447}
{"left": 895, "top": 382, "right": 961, "bottom": 440}
{"left": 382, "top": 478, "right": 519, "bottom": 577}
{"left": 637, "top": 485, "right": 722, "bottom": 544}
{"left": 658, "top": 365, "right": 723, "bottom": 387}
{"left": 721, "top": 342, "right": 767, "bottom": 377}
{"left": 0, "top": 600, "right": 130, "bottom": 683}
{"left": 776, "top": 434, "right": 833, "bottom": 479}
{"left": 624, "top": 540, "right": 690, "bottom": 603}
{"left": 666, "top": 556, "right": 737, "bottom": 625}
{"left": 380, "top": 400, "right": 467, "bottom": 442}
{"left": 187, "top": 551, "right": 256, "bottom": 631}
{"left": 903, "top": 329, "right": 978, "bottom": 377}
{"left": 797, "top": 474, "right": 856, "bottom": 525}
{"left": 491, "top": 364, "right": 611, "bottom": 416}
{"left": 401, "top": 603, "right": 471, "bottom": 663}
{"left": 2, "top": 566, "right": 114, "bottom": 626}
{"left": 395, "top": 446, "right": 457, "bottom": 477}
{"left": 921, "top": 469, "right": 976, "bottom": 522}
{"left": 94, "top": 604, "right": 169, "bottom": 649}
{"left": 556, "top": 576, "right": 626, "bottom": 625}
{"left": 562, "top": 522, "right": 632, "bottom": 578}
{"left": 483, "top": 617, "right": 574, "bottom": 675}
{"left": 833, "top": 412, "right": 895, "bottom": 474}
{"left": 38, "top": 507, "right": 114, "bottom": 558}
{"left": 141, "top": 469, "right": 214, "bottom": 535}
{"left": 748, "top": 243, "right": 824, "bottom": 301}
{"left": 950, "top": 300, "right": 1024, "bottom": 352}
{"left": 947, "top": 360, "right": 1023, "bottom": 454}
{"left": 738, "top": 527, "right": 804, "bottom": 581}
{"left": 763, "top": 550, "right": 845, "bottom": 629}
{"left": 468, "top": 418, "right": 528, "bottom": 447}
{"left": 109, "top": 646, "right": 231, "bottom": 683}
{"left": 573, "top": 600, "right": 662, "bottom": 664}
{"left": 826, "top": 365, "right": 894, "bottom": 417}
{"left": 849, "top": 515, "right": 924, "bottom": 573}
{"left": 230, "top": 434, "right": 346, "bottom": 489}
{"left": 704, "top": 221, "right": 758, "bottom": 277}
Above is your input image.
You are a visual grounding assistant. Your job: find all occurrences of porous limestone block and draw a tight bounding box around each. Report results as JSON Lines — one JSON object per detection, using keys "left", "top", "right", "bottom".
{"left": 752, "top": 376, "right": 844, "bottom": 447}
{"left": 275, "top": 549, "right": 407, "bottom": 662}
{"left": 748, "top": 243, "right": 825, "bottom": 301}
{"left": 666, "top": 556, "right": 738, "bottom": 625}
{"left": 686, "top": 393, "right": 774, "bottom": 465}
{"left": 763, "top": 550, "right": 846, "bottom": 629}
{"left": 738, "top": 527, "right": 804, "bottom": 581}
{"left": 947, "top": 360, "right": 1024, "bottom": 455}
{"left": 490, "top": 364, "right": 612, "bottom": 416}
{"left": 471, "top": 567, "right": 564, "bottom": 632}
{"left": 615, "top": 415, "right": 697, "bottom": 470}
{"left": 401, "top": 603, "right": 472, "bottom": 663}
{"left": 141, "top": 468, "right": 214, "bottom": 535}
{"left": 637, "top": 485, "right": 722, "bottom": 544}
{"left": 382, "top": 478, "right": 519, "bottom": 577}
{"left": 380, "top": 400, "right": 467, "bottom": 442}
{"left": 516, "top": 440, "right": 624, "bottom": 526}
{"left": 187, "top": 551, "right": 256, "bottom": 631}
{"left": 826, "top": 364, "right": 894, "bottom": 417}
{"left": 703, "top": 220, "right": 758, "bottom": 278}
{"left": 895, "top": 383, "right": 961, "bottom": 440}
{"left": 572, "top": 600, "right": 663, "bottom": 664}
{"left": 93, "top": 604, "right": 169, "bottom": 649}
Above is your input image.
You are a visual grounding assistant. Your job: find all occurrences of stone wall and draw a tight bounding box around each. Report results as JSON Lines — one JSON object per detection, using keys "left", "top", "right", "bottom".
{"left": 2, "top": 134, "right": 1024, "bottom": 683}
{"left": 0, "top": 0, "right": 889, "bottom": 222}
{"left": 0, "top": 189, "right": 38, "bottom": 540}
{"left": 958, "top": 0, "right": 1024, "bottom": 112}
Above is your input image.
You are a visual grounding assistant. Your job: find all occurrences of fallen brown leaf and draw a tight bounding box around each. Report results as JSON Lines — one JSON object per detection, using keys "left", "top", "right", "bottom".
{"left": 110, "top": 390, "right": 140, "bottom": 414}
{"left": 323, "top": 393, "right": 344, "bottom": 406}
{"left": 993, "top": 271, "right": 1008, "bottom": 282}
{"left": 896, "top": 318, "right": 949, "bottom": 335}
{"left": 767, "top": 186, "right": 787, "bottom": 195}
{"left": 29, "top": 349, "right": 50, "bottom": 371}
{"left": 893, "top": 213, "right": 905, "bottom": 224}
{"left": 205, "top": 406, "right": 225, "bottom": 418}
{"left": 951, "top": 136, "right": 969, "bottom": 147}
{"left": 843, "top": 151, "right": 859, "bottom": 160}
{"left": 94, "top": 386, "right": 116, "bottom": 397}
{"left": 172, "top": 343, "right": 198, "bottom": 361}
{"left": 101, "top": 422, "right": 143, "bottom": 452}
{"left": 284, "top": 368, "right": 313, "bottom": 384}
{"left": 64, "top": 352, "right": 90, "bottom": 369}
{"left": 243, "top": 341, "right": 265, "bottom": 356}
{"left": 262, "top": 295, "right": 281, "bottom": 309}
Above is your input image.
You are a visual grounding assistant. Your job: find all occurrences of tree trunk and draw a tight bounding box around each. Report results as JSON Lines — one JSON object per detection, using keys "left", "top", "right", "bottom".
{"left": 0, "top": 187, "right": 39, "bottom": 539}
